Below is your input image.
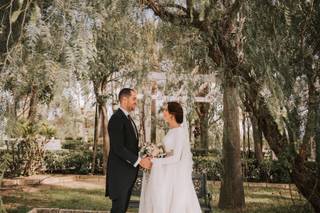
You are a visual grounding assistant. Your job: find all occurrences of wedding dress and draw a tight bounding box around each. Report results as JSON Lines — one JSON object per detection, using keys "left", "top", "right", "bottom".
{"left": 139, "top": 126, "right": 202, "bottom": 213}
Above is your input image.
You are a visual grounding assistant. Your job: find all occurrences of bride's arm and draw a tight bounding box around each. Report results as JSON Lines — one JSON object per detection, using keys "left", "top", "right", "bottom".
{"left": 151, "top": 135, "right": 184, "bottom": 166}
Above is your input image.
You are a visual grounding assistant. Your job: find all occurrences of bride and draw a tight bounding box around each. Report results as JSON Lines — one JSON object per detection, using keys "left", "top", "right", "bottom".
{"left": 139, "top": 102, "right": 202, "bottom": 213}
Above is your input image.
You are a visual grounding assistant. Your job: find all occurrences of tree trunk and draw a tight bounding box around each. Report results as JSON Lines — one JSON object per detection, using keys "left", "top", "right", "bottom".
{"left": 28, "top": 85, "right": 38, "bottom": 123}
{"left": 285, "top": 104, "right": 301, "bottom": 148}
{"left": 248, "top": 92, "right": 320, "bottom": 213}
{"left": 292, "top": 156, "right": 320, "bottom": 213}
{"left": 200, "top": 115, "right": 209, "bottom": 151}
{"left": 100, "top": 103, "right": 109, "bottom": 175}
{"left": 139, "top": 94, "right": 147, "bottom": 145}
{"left": 250, "top": 114, "right": 263, "bottom": 163}
{"left": 241, "top": 68, "right": 320, "bottom": 212}
{"left": 91, "top": 104, "right": 100, "bottom": 174}
{"left": 218, "top": 81, "right": 245, "bottom": 209}
{"left": 196, "top": 83, "right": 210, "bottom": 153}
{"left": 242, "top": 112, "right": 246, "bottom": 158}
{"left": 13, "top": 95, "right": 19, "bottom": 118}
{"left": 316, "top": 99, "right": 320, "bottom": 172}
{"left": 151, "top": 81, "right": 157, "bottom": 144}
{"left": 198, "top": 103, "right": 210, "bottom": 152}
{"left": 247, "top": 118, "right": 251, "bottom": 158}
{"left": 301, "top": 78, "right": 319, "bottom": 161}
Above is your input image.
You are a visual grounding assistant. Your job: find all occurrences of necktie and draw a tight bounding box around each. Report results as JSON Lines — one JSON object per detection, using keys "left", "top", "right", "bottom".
{"left": 128, "top": 114, "right": 138, "bottom": 138}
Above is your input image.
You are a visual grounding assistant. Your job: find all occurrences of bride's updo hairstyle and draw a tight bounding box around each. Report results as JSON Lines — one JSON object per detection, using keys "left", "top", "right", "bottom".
{"left": 167, "top": 102, "right": 183, "bottom": 124}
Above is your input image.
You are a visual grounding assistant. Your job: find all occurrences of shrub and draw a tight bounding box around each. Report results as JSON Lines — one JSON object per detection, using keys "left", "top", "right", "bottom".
{"left": 193, "top": 156, "right": 292, "bottom": 183}
{"left": 44, "top": 150, "right": 68, "bottom": 172}
{"left": 193, "top": 156, "right": 223, "bottom": 180}
{"left": 42, "top": 149, "right": 292, "bottom": 183}
{"left": 61, "top": 139, "right": 84, "bottom": 150}
{"left": 64, "top": 137, "right": 73, "bottom": 140}
{"left": 1, "top": 121, "right": 56, "bottom": 177}
{"left": 44, "top": 149, "right": 104, "bottom": 174}
{"left": 268, "top": 160, "right": 291, "bottom": 183}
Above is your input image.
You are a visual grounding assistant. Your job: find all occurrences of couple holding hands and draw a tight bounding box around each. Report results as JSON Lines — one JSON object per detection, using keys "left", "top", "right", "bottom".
{"left": 106, "top": 88, "right": 201, "bottom": 213}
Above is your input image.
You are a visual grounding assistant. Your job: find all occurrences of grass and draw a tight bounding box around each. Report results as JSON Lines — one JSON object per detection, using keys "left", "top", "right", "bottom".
{"left": 1, "top": 186, "right": 111, "bottom": 213}
{"left": 0, "top": 182, "right": 314, "bottom": 213}
{"left": 209, "top": 182, "right": 313, "bottom": 213}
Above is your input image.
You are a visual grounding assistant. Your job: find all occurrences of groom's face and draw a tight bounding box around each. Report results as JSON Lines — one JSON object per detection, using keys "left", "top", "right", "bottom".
{"left": 124, "top": 91, "right": 137, "bottom": 112}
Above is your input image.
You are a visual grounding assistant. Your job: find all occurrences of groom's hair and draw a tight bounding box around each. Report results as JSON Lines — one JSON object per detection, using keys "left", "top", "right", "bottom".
{"left": 118, "top": 88, "right": 134, "bottom": 102}
{"left": 167, "top": 102, "right": 184, "bottom": 124}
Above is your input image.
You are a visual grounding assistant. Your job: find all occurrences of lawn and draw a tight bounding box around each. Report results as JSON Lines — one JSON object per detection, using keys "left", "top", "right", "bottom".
{"left": 1, "top": 186, "right": 112, "bottom": 213}
{"left": 209, "top": 182, "right": 312, "bottom": 213}
{"left": 0, "top": 182, "right": 313, "bottom": 213}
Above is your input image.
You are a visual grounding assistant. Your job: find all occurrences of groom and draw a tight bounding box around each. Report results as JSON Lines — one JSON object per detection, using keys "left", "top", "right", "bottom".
{"left": 106, "top": 88, "right": 152, "bottom": 213}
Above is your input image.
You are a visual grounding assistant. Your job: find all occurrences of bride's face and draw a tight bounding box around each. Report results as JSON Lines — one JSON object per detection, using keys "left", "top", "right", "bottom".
{"left": 162, "top": 105, "right": 173, "bottom": 123}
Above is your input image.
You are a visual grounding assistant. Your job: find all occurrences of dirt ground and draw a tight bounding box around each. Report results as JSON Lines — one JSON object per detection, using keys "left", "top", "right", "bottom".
{"left": 2, "top": 175, "right": 106, "bottom": 190}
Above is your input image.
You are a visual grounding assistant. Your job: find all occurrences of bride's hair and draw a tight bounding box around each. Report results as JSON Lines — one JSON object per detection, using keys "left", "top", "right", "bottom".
{"left": 167, "top": 102, "right": 183, "bottom": 124}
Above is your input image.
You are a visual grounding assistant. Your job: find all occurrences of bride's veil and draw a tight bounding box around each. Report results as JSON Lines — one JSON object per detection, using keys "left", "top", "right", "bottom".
{"left": 181, "top": 105, "right": 193, "bottom": 164}
{"left": 181, "top": 106, "right": 190, "bottom": 144}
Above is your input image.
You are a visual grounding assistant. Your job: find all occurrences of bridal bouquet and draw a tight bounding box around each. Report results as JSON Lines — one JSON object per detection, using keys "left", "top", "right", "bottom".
{"left": 139, "top": 142, "right": 167, "bottom": 158}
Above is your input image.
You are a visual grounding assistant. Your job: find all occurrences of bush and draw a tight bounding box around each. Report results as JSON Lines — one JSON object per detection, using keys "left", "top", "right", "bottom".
{"left": 44, "top": 149, "right": 292, "bottom": 182}
{"left": 44, "top": 150, "right": 68, "bottom": 172}
{"left": 64, "top": 150, "right": 93, "bottom": 174}
{"left": 44, "top": 149, "right": 104, "bottom": 174}
{"left": 64, "top": 137, "right": 73, "bottom": 140}
{"left": 192, "top": 149, "right": 221, "bottom": 157}
{"left": 193, "top": 156, "right": 292, "bottom": 183}
{"left": 267, "top": 160, "right": 291, "bottom": 183}
{"left": 193, "top": 156, "right": 223, "bottom": 180}
{"left": 61, "top": 139, "right": 84, "bottom": 150}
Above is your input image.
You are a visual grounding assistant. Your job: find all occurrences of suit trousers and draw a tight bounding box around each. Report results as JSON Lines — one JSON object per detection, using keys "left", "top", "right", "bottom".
{"left": 111, "top": 187, "right": 133, "bottom": 213}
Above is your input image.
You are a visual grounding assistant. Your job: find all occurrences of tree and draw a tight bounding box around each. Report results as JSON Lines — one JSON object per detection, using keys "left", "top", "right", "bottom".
{"left": 1, "top": 1, "right": 61, "bottom": 124}
{"left": 139, "top": 0, "right": 246, "bottom": 209}
{"left": 250, "top": 113, "right": 263, "bottom": 163}
{"left": 241, "top": 1, "right": 320, "bottom": 210}
{"left": 65, "top": 0, "right": 143, "bottom": 174}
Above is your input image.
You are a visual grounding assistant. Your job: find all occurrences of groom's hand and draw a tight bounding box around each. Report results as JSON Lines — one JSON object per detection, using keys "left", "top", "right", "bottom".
{"left": 139, "top": 157, "right": 152, "bottom": 169}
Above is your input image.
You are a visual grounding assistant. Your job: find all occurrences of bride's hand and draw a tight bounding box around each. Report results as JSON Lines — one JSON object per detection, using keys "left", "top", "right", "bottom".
{"left": 140, "top": 157, "right": 152, "bottom": 169}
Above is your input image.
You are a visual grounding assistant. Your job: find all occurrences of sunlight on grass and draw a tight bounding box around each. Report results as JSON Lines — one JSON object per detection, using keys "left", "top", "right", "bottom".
{"left": 209, "top": 182, "right": 313, "bottom": 213}
{"left": 1, "top": 182, "right": 314, "bottom": 213}
{"left": 2, "top": 187, "right": 112, "bottom": 213}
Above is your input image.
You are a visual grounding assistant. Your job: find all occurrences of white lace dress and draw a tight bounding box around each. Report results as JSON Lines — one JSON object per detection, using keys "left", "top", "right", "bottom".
{"left": 139, "top": 126, "right": 202, "bottom": 213}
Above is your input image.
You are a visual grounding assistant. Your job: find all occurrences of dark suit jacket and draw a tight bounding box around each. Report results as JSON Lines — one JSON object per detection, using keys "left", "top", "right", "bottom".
{"left": 105, "top": 108, "right": 139, "bottom": 199}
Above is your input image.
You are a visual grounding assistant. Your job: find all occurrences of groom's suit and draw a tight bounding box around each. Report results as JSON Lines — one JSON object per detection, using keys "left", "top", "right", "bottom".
{"left": 106, "top": 108, "right": 139, "bottom": 213}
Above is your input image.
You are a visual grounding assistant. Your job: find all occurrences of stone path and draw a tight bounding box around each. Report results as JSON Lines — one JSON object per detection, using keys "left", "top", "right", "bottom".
{"left": 2, "top": 175, "right": 105, "bottom": 189}
{"left": 2, "top": 174, "right": 296, "bottom": 190}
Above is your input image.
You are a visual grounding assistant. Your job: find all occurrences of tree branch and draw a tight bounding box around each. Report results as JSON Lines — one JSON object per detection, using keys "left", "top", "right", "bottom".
{"left": 209, "top": 116, "right": 221, "bottom": 124}
{"left": 220, "top": 0, "right": 245, "bottom": 36}
{"left": 142, "top": 0, "right": 206, "bottom": 31}
{"left": 162, "top": 3, "right": 188, "bottom": 14}
{"left": 186, "top": 0, "right": 193, "bottom": 13}
{"left": 224, "top": 0, "right": 244, "bottom": 20}
{"left": 239, "top": 64, "right": 290, "bottom": 157}
{"left": 204, "top": 0, "right": 216, "bottom": 20}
